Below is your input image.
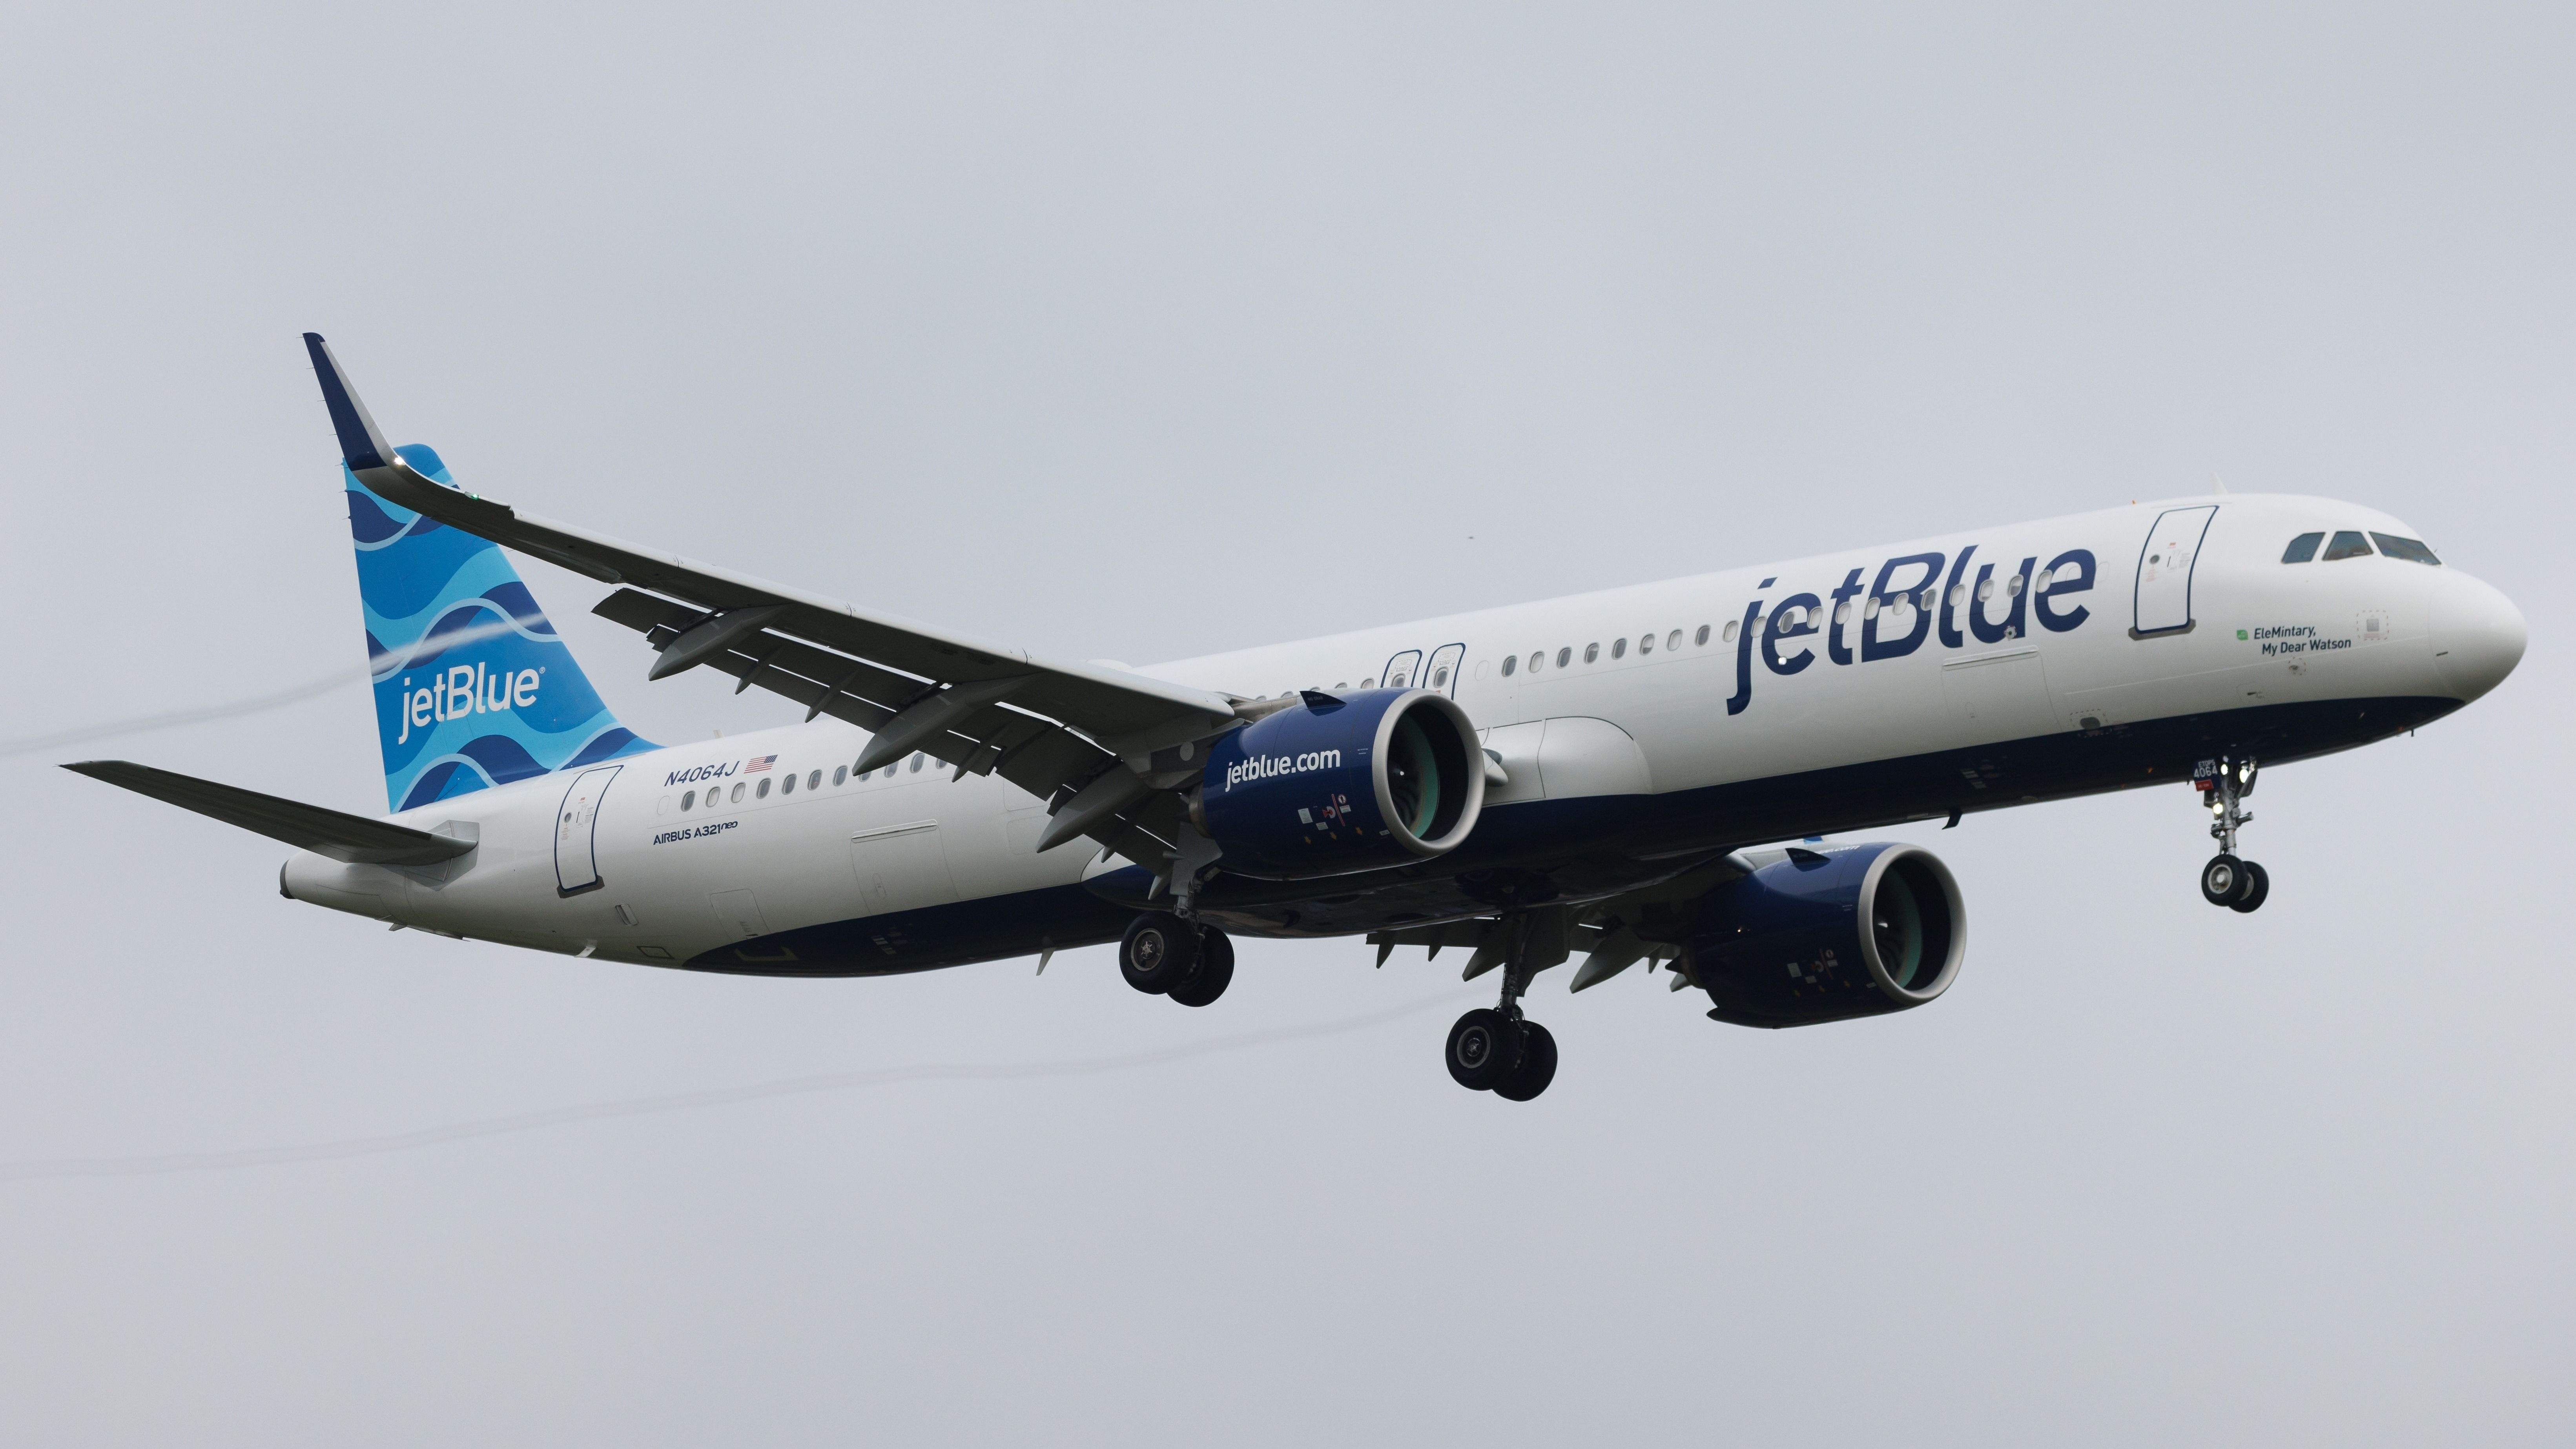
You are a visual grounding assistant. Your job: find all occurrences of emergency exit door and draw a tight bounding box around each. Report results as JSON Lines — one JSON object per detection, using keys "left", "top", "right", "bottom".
{"left": 2133, "top": 505, "right": 2217, "bottom": 637}
{"left": 1423, "top": 643, "right": 1466, "bottom": 696}
{"left": 553, "top": 764, "right": 622, "bottom": 896}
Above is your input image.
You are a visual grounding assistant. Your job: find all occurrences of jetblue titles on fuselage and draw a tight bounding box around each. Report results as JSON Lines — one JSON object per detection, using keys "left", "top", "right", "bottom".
{"left": 1725, "top": 545, "right": 2098, "bottom": 715}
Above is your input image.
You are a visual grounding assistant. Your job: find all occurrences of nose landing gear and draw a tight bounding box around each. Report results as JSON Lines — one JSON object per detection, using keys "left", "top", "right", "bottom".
{"left": 2196, "top": 756, "right": 2269, "bottom": 913}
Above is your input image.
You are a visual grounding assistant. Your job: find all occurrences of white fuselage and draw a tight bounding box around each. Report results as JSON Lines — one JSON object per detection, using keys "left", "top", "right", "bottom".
{"left": 282, "top": 493, "right": 2524, "bottom": 971}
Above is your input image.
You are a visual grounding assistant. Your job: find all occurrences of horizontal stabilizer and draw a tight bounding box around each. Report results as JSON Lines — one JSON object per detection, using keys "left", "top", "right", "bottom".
{"left": 62, "top": 761, "right": 477, "bottom": 866}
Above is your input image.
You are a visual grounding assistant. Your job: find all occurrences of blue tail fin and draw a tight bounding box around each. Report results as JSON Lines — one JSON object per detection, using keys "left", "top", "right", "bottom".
{"left": 349, "top": 445, "right": 655, "bottom": 812}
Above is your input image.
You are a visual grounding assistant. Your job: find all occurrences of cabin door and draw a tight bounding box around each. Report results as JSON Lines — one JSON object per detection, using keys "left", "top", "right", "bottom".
{"left": 2133, "top": 505, "right": 2217, "bottom": 636}
{"left": 553, "top": 765, "right": 622, "bottom": 895}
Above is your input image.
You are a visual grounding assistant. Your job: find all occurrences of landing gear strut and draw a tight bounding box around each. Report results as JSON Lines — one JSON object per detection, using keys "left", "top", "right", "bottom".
{"left": 2197, "top": 756, "right": 2269, "bottom": 913}
{"left": 1446, "top": 937, "right": 1558, "bottom": 1101}
{"left": 1118, "top": 913, "right": 1234, "bottom": 1006}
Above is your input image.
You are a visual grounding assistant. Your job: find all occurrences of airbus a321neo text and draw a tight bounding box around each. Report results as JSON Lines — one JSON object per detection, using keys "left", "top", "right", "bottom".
{"left": 69, "top": 336, "right": 2528, "bottom": 1101}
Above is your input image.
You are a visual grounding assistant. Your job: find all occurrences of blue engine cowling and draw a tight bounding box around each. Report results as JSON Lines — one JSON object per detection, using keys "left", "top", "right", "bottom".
{"left": 1196, "top": 688, "right": 1486, "bottom": 880}
{"left": 1688, "top": 842, "right": 1967, "bottom": 1028}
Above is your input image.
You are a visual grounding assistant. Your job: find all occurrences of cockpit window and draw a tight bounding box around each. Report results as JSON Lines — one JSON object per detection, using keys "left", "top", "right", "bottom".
{"left": 2371, "top": 532, "right": 2441, "bottom": 565}
{"left": 2321, "top": 530, "right": 2374, "bottom": 561}
{"left": 2281, "top": 532, "right": 2324, "bottom": 563}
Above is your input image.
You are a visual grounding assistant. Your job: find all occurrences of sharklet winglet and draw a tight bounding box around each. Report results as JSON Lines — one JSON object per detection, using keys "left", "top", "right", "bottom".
{"left": 303, "top": 333, "right": 395, "bottom": 473}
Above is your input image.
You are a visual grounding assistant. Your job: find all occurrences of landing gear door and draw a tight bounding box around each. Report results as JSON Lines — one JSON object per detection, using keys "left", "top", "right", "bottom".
{"left": 1380, "top": 649, "right": 1423, "bottom": 689}
{"left": 1423, "top": 643, "right": 1466, "bottom": 697}
{"left": 2133, "top": 505, "right": 2218, "bottom": 638}
{"left": 554, "top": 764, "right": 622, "bottom": 896}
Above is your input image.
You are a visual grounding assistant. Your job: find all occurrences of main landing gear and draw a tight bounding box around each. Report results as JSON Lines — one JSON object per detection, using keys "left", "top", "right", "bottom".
{"left": 1446, "top": 943, "right": 1559, "bottom": 1103}
{"left": 2197, "top": 756, "right": 2269, "bottom": 913}
{"left": 1118, "top": 913, "right": 1234, "bottom": 1007}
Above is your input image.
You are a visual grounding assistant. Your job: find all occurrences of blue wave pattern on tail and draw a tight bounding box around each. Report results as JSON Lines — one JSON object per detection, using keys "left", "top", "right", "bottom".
{"left": 353, "top": 445, "right": 655, "bottom": 812}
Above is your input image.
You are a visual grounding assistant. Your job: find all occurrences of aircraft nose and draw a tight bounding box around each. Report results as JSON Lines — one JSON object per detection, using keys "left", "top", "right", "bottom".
{"left": 2431, "top": 569, "right": 2527, "bottom": 702}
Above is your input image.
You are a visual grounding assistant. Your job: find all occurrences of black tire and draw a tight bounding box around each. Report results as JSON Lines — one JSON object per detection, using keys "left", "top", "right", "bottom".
{"left": 1118, "top": 914, "right": 1199, "bottom": 994}
{"left": 1493, "top": 1020, "right": 1558, "bottom": 1102}
{"left": 2230, "top": 860, "right": 2270, "bottom": 913}
{"left": 1446, "top": 1009, "right": 1519, "bottom": 1091}
{"left": 2200, "top": 853, "right": 2251, "bottom": 907}
{"left": 1167, "top": 928, "right": 1234, "bottom": 1007}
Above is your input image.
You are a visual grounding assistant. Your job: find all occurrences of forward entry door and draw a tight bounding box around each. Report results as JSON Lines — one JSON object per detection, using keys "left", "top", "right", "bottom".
{"left": 2133, "top": 505, "right": 2218, "bottom": 637}
{"left": 1380, "top": 649, "right": 1424, "bottom": 689}
{"left": 553, "top": 764, "right": 622, "bottom": 895}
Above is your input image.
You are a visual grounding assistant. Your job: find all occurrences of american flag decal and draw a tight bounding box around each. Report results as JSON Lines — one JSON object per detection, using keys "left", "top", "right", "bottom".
{"left": 744, "top": 755, "right": 776, "bottom": 773}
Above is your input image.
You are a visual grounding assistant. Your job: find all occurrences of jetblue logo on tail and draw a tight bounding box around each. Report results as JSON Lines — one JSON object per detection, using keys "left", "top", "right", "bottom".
{"left": 393, "top": 663, "right": 543, "bottom": 745}
{"left": 350, "top": 444, "right": 654, "bottom": 811}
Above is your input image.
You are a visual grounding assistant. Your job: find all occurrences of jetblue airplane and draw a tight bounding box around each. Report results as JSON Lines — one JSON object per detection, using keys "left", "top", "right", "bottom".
{"left": 69, "top": 335, "right": 2527, "bottom": 1101}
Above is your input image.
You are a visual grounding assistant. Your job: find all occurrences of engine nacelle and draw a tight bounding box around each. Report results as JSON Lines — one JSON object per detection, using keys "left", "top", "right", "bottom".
{"left": 1689, "top": 842, "right": 1966, "bottom": 1028}
{"left": 1196, "top": 688, "right": 1485, "bottom": 880}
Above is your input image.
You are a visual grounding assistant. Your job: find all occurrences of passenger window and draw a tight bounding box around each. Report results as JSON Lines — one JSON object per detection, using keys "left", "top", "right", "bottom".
{"left": 1432, "top": 666, "right": 1449, "bottom": 686}
{"left": 781, "top": 773, "right": 796, "bottom": 795}
{"left": 1695, "top": 625, "right": 1711, "bottom": 646}
{"left": 757, "top": 777, "right": 772, "bottom": 798}
{"left": 1501, "top": 655, "right": 1517, "bottom": 677}
{"left": 1583, "top": 643, "right": 1600, "bottom": 663}
{"left": 1721, "top": 620, "right": 1737, "bottom": 643}
{"left": 730, "top": 782, "right": 746, "bottom": 804}
{"left": 1555, "top": 647, "right": 1571, "bottom": 668}
{"left": 808, "top": 769, "right": 822, "bottom": 790}
{"left": 910, "top": 753, "right": 925, "bottom": 773}
{"left": 2371, "top": 532, "right": 2441, "bottom": 565}
{"left": 833, "top": 766, "right": 847, "bottom": 785}
{"left": 2281, "top": 532, "right": 2324, "bottom": 563}
{"left": 2322, "top": 530, "right": 2374, "bottom": 561}
{"left": 1668, "top": 629, "right": 1684, "bottom": 651}
{"left": 1636, "top": 633, "right": 1652, "bottom": 655}
{"left": 681, "top": 789, "right": 696, "bottom": 811}
{"left": 1611, "top": 638, "right": 1628, "bottom": 659}
{"left": 2005, "top": 574, "right": 2024, "bottom": 597}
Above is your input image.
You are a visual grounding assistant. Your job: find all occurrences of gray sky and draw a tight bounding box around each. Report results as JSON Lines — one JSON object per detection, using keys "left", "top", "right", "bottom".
{"left": 3, "top": 4, "right": 2569, "bottom": 1444}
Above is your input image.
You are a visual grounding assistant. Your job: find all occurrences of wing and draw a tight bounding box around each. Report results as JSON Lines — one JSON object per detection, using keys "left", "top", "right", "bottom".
{"left": 303, "top": 334, "right": 1247, "bottom": 868}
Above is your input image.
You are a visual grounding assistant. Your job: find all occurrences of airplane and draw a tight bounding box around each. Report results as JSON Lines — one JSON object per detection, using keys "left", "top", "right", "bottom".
{"left": 66, "top": 334, "right": 2527, "bottom": 1101}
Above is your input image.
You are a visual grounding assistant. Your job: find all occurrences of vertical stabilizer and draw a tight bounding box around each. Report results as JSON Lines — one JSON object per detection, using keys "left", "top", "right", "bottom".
{"left": 316, "top": 337, "right": 654, "bottom": 811}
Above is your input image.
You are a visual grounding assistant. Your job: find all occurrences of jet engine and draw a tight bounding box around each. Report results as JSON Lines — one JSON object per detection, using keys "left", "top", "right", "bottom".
{"left": 1195, "top": 688, "right": 1486, "bottom": 880}
{"left": 1688, "top": 842, "right": 1966, "bottom": 1028}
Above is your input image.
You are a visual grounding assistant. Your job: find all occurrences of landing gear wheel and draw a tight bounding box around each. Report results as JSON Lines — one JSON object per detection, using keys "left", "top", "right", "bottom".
{"left": 1492, "top": 1020, "right": 1557, "bottom": 1102}
{"left": 1167, "top": 928, "right": 1234, "bottom": 1007}
{"left": 1446, "top": 1009, "right": 1519, "bottom": 1091}
{"left": 1118, "top": 914, "right": 1199, "bottom": 994}
{"left": 2200, "top": 853, "right": 2254, "bottom": 908}
{"left": 2229, "top": 860, "right": 2270, "bottom": 914}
